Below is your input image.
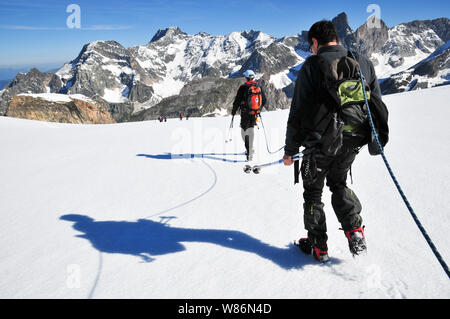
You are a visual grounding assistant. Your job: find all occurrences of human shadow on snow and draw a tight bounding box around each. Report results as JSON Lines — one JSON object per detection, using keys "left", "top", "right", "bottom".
{"left": 60, "top": 214, "right": 341, "bottom": 270}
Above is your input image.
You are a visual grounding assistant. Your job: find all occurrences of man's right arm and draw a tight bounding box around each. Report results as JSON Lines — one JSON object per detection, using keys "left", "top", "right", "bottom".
{"left": 284, "top": 60, "right": 315, "bottom": 157}
{"left": 232, "top": 85, "right": 245, "bottom": 116}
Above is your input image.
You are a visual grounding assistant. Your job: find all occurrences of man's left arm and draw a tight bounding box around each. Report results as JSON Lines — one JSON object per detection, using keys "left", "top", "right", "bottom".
{"left": 360, "top": 57, "right": 382, "bottom": 98}
{"left": 369, "top": 62, "right": 382, "bottom": 98}
{"left": 261, "top": 86, "right": 267, "bottom": 110}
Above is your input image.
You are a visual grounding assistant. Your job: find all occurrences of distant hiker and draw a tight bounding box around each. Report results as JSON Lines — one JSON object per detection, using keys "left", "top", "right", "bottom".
{"left": 180, "top": 113, "right": 184, "bottom": 121}
{"left": 232, "top": 69, "right": 267, "bottom": 161}
{"left": 158, "top": 116, "right": 163, "bottom": 122}
{"left": 164, "top": 116, "right": 167, "bottom": 122}
{"left": 283, "top": 20, "right": 389, "bottom": 262}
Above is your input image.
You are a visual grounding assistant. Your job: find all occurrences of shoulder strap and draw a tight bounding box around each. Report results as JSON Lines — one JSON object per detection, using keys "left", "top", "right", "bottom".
{"left": 347, "top": 50, "right": 361, "bottom": 63}
{"left": 347, "top": 50, "right": 371, "bottom": 92}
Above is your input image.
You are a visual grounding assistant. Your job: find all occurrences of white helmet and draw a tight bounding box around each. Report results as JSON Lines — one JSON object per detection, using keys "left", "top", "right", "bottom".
{"left": 243, "top": 70, "right": 255, "bottom": 79}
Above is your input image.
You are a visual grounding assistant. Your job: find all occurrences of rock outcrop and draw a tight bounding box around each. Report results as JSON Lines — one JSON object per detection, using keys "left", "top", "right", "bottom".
{"left": 0, "top": 68, "right": 62, "bottom": 115}
{"left": 6, "top": 94, "right": 115, "bottom": 124}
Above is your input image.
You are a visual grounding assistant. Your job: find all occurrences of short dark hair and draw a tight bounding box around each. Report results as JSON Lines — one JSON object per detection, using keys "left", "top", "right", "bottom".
{"left": 307, "top": 20, "right": 339, "bottom": 46}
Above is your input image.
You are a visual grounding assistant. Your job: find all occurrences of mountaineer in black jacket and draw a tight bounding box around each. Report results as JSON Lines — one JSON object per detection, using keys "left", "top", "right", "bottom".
{"left": 232, "top": 70, "right": 267, "bottom": 161}
{"left": 283, "top": 20, "right": 383, "bottom": 262}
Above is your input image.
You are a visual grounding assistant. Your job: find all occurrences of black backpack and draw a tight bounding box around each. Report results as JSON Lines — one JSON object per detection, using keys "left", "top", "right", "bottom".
{"left": 304, "top": 51, "right": 388, "bottom": 156}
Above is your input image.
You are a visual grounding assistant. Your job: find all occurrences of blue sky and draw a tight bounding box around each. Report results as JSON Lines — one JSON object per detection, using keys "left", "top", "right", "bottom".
{"left": 0, "top": 0, "right": 448, "bottom": 72}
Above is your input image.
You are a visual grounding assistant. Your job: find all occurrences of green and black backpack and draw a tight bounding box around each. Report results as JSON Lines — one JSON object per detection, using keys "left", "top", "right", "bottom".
{"left": 304, "top": 51, "right": 385, "bottom": 156}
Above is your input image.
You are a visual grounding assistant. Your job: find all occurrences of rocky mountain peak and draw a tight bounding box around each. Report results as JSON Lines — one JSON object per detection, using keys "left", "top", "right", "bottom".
{"left": 402, "top": 18, "right": 450, "bottom": 43}
{"left": 82, "top": 40, "right": 130, "bottom": 59}
{"left": 332, "top": 12, "right": 352, "bottom": 35}
{"left": 87, "top": 40, "right": 123, "bottom": 50}
{"left": 429, "top": 18, "right": 450, "bottom": 42}
{"left": 240, "top": 30, "right": 262, "bottom": 41}
{"left": 150, "top": 26, "right": 187, "bottom": 43}
{"left": 25, "top": 68, "right": 41, "bottom": 76}
{"left": 354, "top": 16, "right": 389, "bottom": 57}
{"left": 195, "top": 31, "right": 211, "bottom": 37}
{"left": 331, "top": 12, "right": 357, "bottom": 50}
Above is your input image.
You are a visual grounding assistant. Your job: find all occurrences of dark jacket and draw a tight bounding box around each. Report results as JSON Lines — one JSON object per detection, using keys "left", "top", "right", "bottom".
{"left": 232, "top": 80, "right": 267, "bottom": 130}
{"left": 284, "top": 45, "right": 382, "bottom": 156}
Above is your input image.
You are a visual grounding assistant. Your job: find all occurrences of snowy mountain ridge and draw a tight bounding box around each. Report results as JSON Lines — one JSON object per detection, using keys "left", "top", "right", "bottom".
{"left": 49, "top": 27, "right": 294, "bottom": 119}
{"left": 51, "top": 14, "right": 450, "bottom": 116}
{"left": 380, "top": 40, "right": 450, "bottom": 93}
{"left": 0, "top": 13, "right": 449, "bottom": 122}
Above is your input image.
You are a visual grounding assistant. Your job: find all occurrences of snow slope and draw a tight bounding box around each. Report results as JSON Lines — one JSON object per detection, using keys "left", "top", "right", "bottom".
{"left": 0, "top": 86, "right": 449, "bottom": 299}
{"left": 17, "top": 93, "right": 95, "bottom": 104}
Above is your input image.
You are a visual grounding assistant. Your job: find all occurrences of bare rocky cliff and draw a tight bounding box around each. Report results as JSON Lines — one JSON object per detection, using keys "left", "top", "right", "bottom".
{"left": 7, "top": 95, "right": 115, "bottom": 124}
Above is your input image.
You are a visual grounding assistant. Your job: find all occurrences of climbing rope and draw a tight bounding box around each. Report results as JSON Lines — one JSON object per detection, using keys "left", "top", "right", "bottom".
{"left": 350, "top": 51, "right": 449, "bottom": 279}
{"left": 258, "top": 114, "right": 285, "bottom": 155}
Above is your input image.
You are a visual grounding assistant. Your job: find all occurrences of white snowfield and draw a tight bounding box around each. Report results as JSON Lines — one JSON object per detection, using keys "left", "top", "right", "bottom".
{"left": 0, "top": 86, "right": 449, "bottom": 299}
{"left": 17, "top": 93, "right": 95, "bottom": 104}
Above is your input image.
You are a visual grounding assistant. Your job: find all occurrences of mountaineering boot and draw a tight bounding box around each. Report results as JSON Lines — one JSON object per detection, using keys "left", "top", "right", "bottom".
{"left": 344, "top": 227, "right": 367, "bottom": 256}
{"left": 297, "top": 237, "right": 329, "bottom": 263}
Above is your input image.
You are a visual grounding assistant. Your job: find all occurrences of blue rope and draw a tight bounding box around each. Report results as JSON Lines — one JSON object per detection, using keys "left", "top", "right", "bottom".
{"left": 350, "top": 51, "right": 449, "bottom": 279}
{"left": 253, "top": 152, "right": 303, "bottom": 170}
{"left": 258, "top": 114, "right": 285, "bottom": 154}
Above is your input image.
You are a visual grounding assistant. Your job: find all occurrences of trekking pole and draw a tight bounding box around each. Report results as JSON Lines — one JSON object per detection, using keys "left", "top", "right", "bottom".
{"left": 225, "top": 116, "right": 234, "bottom": 143}
{"left": 248, "top": 152, "right": 303, "bottom": 174}
{"left": 350, "top": 51, "right": 449, "bottom": 279}
{"left": 255, "top": 153, "right": 302, "bottom": 168}
{"left": 258, "top": 114, "right": 285, "bottom": 154}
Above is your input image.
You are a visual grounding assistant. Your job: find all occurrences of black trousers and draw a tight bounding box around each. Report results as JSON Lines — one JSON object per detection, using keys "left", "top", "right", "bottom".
{"left": 302, "top": 146, "right": 363, "bottom": 244}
